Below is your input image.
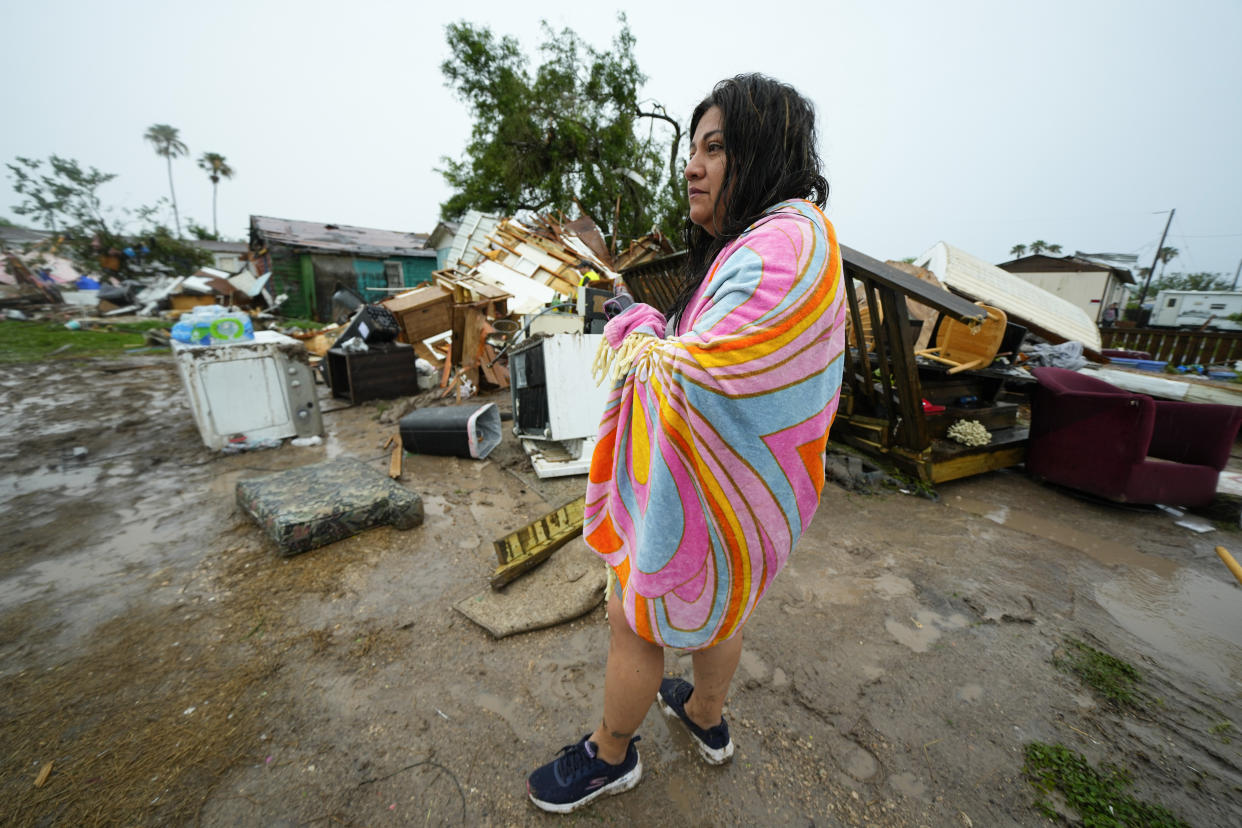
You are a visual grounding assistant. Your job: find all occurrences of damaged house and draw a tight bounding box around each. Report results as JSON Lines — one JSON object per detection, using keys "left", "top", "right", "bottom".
{"left": 249, "top": 216, "right": 439, "bottom": 321}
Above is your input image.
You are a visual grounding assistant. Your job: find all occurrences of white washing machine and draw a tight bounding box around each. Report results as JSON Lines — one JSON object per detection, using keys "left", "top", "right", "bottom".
{"left": 172, "top": 331, "right": 323, "bottom": 450}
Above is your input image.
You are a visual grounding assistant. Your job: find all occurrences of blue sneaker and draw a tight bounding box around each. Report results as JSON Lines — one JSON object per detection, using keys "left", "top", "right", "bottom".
{"left": 526, "top": 734, "right": 642, "bottom": 813}
{"left": 657, "top": 677, "right": 734, "bottom": 764}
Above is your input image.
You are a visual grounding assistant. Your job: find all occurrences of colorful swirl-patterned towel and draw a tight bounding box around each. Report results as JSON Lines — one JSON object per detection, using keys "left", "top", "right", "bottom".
{"left": 586, "top": 199, "right": 846, "bottom": 649}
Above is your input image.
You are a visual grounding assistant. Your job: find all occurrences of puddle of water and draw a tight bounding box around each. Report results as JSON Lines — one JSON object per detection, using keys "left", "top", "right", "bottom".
{"left": 1, "top": 499, "right": 209, "bottom": 605}
{"left": 950, "top": 495, "right": 1177, "bottom": 577}
{"left": 886, "top": 608, "right": 971, "bottom": 653}
{"left": 0, "top": 464, "right": 104, "bottom": 501}
{"left": 872, "top": 572, "right": 914, "bottom": 600}
{"left": 948, "top": 495, "right": 1241, "bottom": 692}
{"left": 1096, "top": 567, "right": 1242, "bottom": 693}
{"left": 518, "top": 627, "right": 605, "bottom": 705}
{"left": 738, "top": 648, "right": 770, "bottom": 682}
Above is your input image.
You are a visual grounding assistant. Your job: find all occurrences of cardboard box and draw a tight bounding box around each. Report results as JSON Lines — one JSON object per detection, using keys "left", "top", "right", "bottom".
{"left": 381, "top": 284, "right": 454, "bottom": 344}
{"left": 171, "top": 294, "right": 219, "bottom": 311}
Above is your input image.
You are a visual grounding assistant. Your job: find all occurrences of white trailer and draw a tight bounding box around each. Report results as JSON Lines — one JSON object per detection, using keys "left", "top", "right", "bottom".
{"left": 1149, "top": 290, "right": 1242, "bottom": 331}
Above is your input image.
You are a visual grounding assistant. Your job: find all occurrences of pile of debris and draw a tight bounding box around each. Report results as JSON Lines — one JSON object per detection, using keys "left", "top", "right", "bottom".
{"left": 351, "top": 212, "right": 634, "bottom": 400}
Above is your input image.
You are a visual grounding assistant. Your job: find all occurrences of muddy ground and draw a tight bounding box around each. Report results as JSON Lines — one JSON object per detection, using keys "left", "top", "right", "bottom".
{"left": 1, "top": 352, "right": 1240, "bottom": 827}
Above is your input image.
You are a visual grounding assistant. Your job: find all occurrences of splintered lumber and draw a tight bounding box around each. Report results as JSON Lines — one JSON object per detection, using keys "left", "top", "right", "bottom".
{"left": 386, "top": 434, "right": 402, "bottom": 479}
{"left": 491, "top": 496, "right": 586, "bottom": 589}
{"left": 34, "top": 761, "right": 53, "bottom": 788}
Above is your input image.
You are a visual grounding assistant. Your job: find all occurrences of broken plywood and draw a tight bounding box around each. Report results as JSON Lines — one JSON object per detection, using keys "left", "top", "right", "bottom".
{"left": 456, "top": 536, "right": 605, "bottom": 638}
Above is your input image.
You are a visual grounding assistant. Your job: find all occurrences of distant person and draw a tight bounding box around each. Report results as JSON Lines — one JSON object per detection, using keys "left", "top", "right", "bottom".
{"left": 1102, "top": 302, "right": 1119, "bottom": 328}
{"left": 525, "top": 73, "right": 846, "bottom": 813}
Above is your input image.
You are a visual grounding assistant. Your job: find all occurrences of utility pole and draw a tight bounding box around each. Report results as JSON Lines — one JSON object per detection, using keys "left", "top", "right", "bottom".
{"left": 1136, "top": 208, "right": 1174, "bottom": 308}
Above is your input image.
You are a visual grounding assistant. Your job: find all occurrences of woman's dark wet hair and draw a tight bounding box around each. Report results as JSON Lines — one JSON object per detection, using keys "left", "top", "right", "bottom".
{"left": 667, "top": 73, "right": 828, "bottom": 320}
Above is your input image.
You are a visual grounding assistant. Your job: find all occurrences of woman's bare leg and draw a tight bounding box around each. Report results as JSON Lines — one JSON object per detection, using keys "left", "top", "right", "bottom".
{"left": 684, "top": 631, "right": 743, "bottom": 729}
{"left": 589, "top": 590, "right": 664, "bottom": 765}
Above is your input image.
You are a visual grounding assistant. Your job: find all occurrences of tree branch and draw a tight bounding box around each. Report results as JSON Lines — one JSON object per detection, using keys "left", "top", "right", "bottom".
{"left": 637, "top": 106, "right": 682, "bottom": 195}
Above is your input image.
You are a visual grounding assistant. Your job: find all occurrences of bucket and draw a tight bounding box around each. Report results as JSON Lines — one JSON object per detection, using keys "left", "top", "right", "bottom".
{"left": 399, "top": 403, "right": 502, "bottom": 459}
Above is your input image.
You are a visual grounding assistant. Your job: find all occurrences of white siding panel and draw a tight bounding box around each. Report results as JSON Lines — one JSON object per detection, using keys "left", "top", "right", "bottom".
{"left": 915, "top": 243, "right": 1102, "bottom": 351}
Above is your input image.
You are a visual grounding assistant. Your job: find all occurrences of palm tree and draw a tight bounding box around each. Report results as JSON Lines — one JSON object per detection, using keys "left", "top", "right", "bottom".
{"left": 1029, "top": 239, "right": 1048, "bottom": 256}
{"left": 197, "top": 152, "right": 234, "bottom": 237}
{"left": 1155, "top": 245, "right": 1179, "bottom": 283}
{"left": 1009, "top": 244, "right": 1027, "bottom": 259}
{"left": 144, "top": 124, "right": 188, "bottom": 237}
{"left": 1047, "top": 243, "right": 1062, "bottom": 255}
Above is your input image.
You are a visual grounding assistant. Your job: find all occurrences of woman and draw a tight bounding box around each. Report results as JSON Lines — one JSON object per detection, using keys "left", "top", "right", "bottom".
{"left": 527, "top": 73, "right": 846, "bottom": 813}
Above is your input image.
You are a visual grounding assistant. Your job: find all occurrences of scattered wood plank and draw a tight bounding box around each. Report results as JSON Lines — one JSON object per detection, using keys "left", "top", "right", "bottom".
{"left": 491, "top": 496, "right": 586, "bottom": 589}
{"left": 34, "top": 761, "right": 52, "bottom": 788}
{"left": 388, "top": 435, "right": 403, "bottom": 480}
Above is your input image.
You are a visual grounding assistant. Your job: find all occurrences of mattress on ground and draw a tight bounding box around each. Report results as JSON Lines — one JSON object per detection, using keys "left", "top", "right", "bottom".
{"left": 236, "top": 457, "right": 424, "bottom": 556}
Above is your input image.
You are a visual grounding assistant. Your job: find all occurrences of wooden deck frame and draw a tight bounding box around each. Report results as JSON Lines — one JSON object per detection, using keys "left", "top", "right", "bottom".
{"left": 622, "top": 245, "right": 1025, "bottom": 484}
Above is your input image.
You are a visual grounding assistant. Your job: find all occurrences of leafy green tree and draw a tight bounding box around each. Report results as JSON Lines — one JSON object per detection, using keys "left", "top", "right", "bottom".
{"left": 7, "top": 155, "right": 118, "bottom": 239}
{"left": 196, "top": 152, "right": 234, "bottom": 237}
{"left": 6, "top": 154, "right": 211, "bottom": 272}
{"left": 186, "top": 220, "right": 220, "bottom": 241}
{"left": 144, "top": 124, "right": 188, "bottom": 237}
{"left": 1046, "top": 243, "right": 1062, "bottom": 254}
{"left": 142, "top": 224, "right": 214, "bottom": 273}
{"left": 1009, "top": 243, "right": 1027, "bottom": 259}
{"left": 1151, "top": 271, "right": 1229, "bottom": 292}
{"left": 1029, "top": 239, "right": 1048, "bottom": 256}
{"left": 438, "top": 15, "right": 678, "bottom": 248}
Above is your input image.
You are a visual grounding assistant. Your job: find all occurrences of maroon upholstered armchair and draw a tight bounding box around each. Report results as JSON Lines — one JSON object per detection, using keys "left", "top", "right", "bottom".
{"left": 1027, "top": 367, "right": 1242, "bottom": 507}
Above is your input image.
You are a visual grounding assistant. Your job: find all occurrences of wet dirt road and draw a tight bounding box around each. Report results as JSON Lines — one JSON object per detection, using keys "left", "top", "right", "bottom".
{"left": 2, "top": 355, "right": 1240, "bottom": 826}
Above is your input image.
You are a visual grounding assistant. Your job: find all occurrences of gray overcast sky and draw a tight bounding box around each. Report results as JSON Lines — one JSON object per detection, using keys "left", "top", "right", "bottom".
{"left": 4, "top": 0, "right": 1241, "bottom": 278}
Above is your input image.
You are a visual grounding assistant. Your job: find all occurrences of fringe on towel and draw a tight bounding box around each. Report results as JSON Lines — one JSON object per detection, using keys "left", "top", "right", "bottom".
{"left": 592, "top": 332, "right": 656, "bottom": 386}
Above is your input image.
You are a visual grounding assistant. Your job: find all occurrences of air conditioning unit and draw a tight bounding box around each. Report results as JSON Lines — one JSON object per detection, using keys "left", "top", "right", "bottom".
{"left": 509, "top": 332, "right": 610, "bottom": 477}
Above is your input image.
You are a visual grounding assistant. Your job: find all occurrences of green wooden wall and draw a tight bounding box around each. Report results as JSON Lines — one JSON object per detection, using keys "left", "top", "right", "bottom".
{"left": 266, "top": 250, "right": 313, "bottom": 320}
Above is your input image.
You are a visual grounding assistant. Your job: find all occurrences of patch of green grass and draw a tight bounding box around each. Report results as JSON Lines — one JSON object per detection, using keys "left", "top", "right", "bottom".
{"left": 1210, "top": 721, "right": 1233, "bottom": 743}
{"left": 1024, "top": 741, "right": 1189, "bottom": 827}
{"left": 0, "top": 319, "right": 170, "bottom": 363}
{"left": 277, "top": 318, "right": 325, "bottom": 331}
{"left": 1054, "top": 637, "right": 1142, "bottom": 707}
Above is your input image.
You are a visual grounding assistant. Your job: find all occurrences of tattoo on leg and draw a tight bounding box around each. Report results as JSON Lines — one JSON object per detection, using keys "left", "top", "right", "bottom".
{"left": 602, "top": 718, "right": 633, "bottom": 741}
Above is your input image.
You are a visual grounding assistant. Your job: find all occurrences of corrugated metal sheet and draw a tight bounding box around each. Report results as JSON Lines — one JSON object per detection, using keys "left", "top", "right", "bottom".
{"left": 252, "top": 215, "right": 434, "bottom": 259}
{"left": 914, "top": 242, "right": 1102, "bottom": 352}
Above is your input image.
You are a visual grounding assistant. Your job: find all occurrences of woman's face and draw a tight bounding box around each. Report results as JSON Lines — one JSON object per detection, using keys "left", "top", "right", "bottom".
{"left": 685, "top": 105, "right": 726, "bottom": 235}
